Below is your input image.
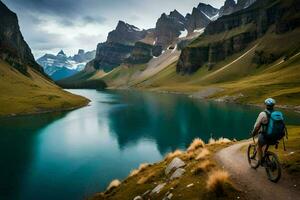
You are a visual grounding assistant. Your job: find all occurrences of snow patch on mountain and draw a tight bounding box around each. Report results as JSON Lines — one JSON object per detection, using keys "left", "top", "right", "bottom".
{"left": 179, "top": 29, "right": 188, "bottom": 38}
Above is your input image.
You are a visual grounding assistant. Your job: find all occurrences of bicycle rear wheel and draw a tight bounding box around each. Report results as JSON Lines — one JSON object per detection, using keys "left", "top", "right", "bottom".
{"left": 265, "top": 151, "right": 281, "bottom": 183}
{"left": 247, "top": 144, "right": 259, "bottom": 169}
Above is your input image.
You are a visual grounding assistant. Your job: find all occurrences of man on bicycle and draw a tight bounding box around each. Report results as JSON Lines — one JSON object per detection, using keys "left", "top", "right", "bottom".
{"left": 251, "top": 98, "right": 276, "bottom": 165}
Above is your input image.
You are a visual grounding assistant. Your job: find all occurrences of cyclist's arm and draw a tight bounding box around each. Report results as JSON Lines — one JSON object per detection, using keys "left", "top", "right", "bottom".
{"left": 251, "top": 112, "right": 265, "bottom": 136}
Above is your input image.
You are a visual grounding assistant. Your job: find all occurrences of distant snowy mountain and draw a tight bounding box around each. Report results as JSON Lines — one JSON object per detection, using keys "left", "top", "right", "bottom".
{"left": 37, "top": 49, "right": 95, "bottom": 80}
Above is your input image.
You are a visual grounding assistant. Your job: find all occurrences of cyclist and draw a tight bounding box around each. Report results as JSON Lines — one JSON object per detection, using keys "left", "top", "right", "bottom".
{"left": 251, "top": 98, "right": 276, "bottom": 165}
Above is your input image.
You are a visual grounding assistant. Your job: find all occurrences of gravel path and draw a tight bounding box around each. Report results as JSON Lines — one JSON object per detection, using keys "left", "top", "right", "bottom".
{"left": 215, "top": 141, "right": 300, "bottom": 200}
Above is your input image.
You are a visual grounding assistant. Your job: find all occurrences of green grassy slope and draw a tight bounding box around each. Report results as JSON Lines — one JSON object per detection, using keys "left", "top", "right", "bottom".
{"left": 0, "top": 60, "right": 89, "bottom": 116}
{"left": 113, "top": 27, "right": 300, "bottom": 107}
{"left": 57, "top": 69, "right": 107, "bottom": 89}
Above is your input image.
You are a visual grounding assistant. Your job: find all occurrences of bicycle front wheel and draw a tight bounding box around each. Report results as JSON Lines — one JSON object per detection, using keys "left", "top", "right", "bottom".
{"left": 265, "top": 151, "right": 281, "bottom": 183}
{"left": 247, "top": 144, "right": 259, "bottom": 169}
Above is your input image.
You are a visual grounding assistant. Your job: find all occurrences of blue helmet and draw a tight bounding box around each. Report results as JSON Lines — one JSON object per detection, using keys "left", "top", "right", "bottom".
{"left": 265, "top": 98, "right": 276, "bottom": 106}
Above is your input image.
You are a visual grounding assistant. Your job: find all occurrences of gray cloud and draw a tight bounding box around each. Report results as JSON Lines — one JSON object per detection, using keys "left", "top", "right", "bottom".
{"left": 2, "top": 0, "right": 225, "bottom": 58}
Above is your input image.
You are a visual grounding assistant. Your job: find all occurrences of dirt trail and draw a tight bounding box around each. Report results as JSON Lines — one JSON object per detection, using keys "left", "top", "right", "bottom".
{"left": 215, "top": 141, "right": 300, "bottom": 200}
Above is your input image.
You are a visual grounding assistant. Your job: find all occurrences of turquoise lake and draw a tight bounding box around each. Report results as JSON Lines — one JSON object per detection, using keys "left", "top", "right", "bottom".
{"left": 1, "top": 89, "right": 299, "bottom": 200}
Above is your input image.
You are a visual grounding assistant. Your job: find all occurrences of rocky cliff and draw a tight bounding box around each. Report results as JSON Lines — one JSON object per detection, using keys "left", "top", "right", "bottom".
{"left": 177, "top": 0, "right": 300, "bottom": 74}
{"left": 236, "top": 0, "right": 257, "bottom": 10}
{"left": 72, "top": 49, "right": 96, "bottom": 63}
{"left": 155, "top": 10, "right": 186, "bottom": 49}
{"left": 219, "top": 0, "right": 237, "bottom": 17}
{"left": 94, "top": 42, "right": 134, "bottom": 71}
{"left": 197, "top": 3, "right": 219, "bottom": 18}
{"left": 0, "top": 1, "right": 44, "bottom": 76}
{"left": 91, "top": 21, "right": 151, "bottom": 71}
{"left": 0, "top": 1, "right": 89, "bottom": 116}
{"left": 185, "top": 7, "right": 211, "bottom": 34}
{"left": 107, "top": 21, "right": 147, "bottom": 45}
{"left": 125, "top": 42, "right": 154, "bottom": 64}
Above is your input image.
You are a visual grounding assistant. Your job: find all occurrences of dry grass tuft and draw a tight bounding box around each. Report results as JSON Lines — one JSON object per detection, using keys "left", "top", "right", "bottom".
{"left": 206, "top": 170, "right": 230, "bottom": 193}
{"left": 129, "top": 163, "right": 150, "bottom": 177}
{"left": 192, "top": 160, "right": 215, "bottom": 175}
{"left": 106, "top": 179, "right": 121, "bottom": 192}
{"left": 187, "top": 138, "right": 205, "bottom": 152}
{"left": 165, "top": 150, "right": 184, "bottom": 160}
{"left": 208, "top": 137, "right": 231, "bottom": 145}
{"left": 137, "top": 171, "right": 156, "bottom": 185}
{"left": 195, "top": 148, "right": 210, "bottom": 160}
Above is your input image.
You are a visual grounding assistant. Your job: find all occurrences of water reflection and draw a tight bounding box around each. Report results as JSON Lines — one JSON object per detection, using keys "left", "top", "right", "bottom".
{"left": 0, "top": 112, "right": 68, "bottom": 200}
{"left": 0, "top": 89, "right": 299, "bottom": 200}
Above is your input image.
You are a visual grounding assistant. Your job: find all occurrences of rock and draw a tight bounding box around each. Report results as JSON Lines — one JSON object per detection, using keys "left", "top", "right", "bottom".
{"left": 197, "top": 3, "right": 219, "bottom": 18}
{"left": 89, "top": 21, "right": 150, "bottom": 72}
{"left": 219, "top": 0, "right": 237, "bottom": 17}
{"left": 142, "top": 190, "right": 151, "bottom": 197}
{"left": 185, "top": 8, "right": 210, "bottom": 34}
{"left": 177, "top": 0, "right": 292, "bottom": 74}
{"left": 133, "top": 196, "right": 143, "bottom": 200}
{"left": 236, "top": 0, "right": 256, "bottom": 11}
{"left": 93, "top": 42, "right": 134, "bottom": 72}
{"left": 151, "top": 183, "right": 166, "bottom": 195}
{"left": 155, "top": 10, "right": 186, "bottom": 49}
{"left": 165, "top": 157, "right": 186, "bottom": 175}
{"left": 170, "top": 168, "right": 186, "bottom": 180}
{"left": 163, "top": 193, "right": 174, "bottom": 200}
{"left": 125, "top": 42, "right": 154, "bottom": 64}
{"left": 107, "top": 21, "right": 147, "bottom": 45}
{"left": 0, "top": 1, "right": 44, "bottom": 76}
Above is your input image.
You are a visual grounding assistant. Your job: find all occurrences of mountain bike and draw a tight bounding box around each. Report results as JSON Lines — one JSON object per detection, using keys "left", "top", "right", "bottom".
{"left": 247, "top": 136, "right": 281, "bottom": 183}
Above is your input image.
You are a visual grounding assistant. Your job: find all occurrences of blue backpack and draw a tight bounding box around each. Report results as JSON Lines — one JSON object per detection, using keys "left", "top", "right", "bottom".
{"left": 264, "top": 110, "right": 286, "bottom": 142}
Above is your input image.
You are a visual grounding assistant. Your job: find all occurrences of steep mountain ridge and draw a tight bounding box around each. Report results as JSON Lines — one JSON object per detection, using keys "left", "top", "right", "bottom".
{"left": 37, "top": 49, "right": 95, "bottom": 80}
{"left": 155, "top": 10, "right": 186, "bottom": 49}
{"left": 60, "top": 1, "right": 219, "bottom": 81}
{"left": 107, "top": 21, "right": 147, "bottom": 45}
{"left": 95, "top": 0, "right": 300, "bottom": 108}
{"left": 177, "top": 0, "right": 300, "bottom": 74}
{"left": 59, "top": 0, "right": 300, "bottom": 109}
{"left": 0, "top": 1, "right": 89, "bottom": 116}
{"left": 0, "top": 1, "right": 44, "bottom": 76}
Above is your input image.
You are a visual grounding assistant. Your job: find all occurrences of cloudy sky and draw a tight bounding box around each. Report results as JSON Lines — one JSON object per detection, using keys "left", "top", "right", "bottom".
{"left": 2, "top": 0, "right": 224, "bottom": 58}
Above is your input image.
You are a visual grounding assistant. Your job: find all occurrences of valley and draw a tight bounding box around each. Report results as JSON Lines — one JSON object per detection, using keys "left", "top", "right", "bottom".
{"left": 0, "top": 1, "right": 89, "bottom": 117}
{"left": 59, "top": 0, "right": 300, "bottom": 111}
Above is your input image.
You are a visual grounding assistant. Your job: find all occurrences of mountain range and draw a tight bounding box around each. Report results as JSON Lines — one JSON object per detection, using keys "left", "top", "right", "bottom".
{"left": 59, "top": 0, "right": 300, "bottom": 109}
{"left": 37, "top": 49, "right": 96, "bottom": 80}
{"left": 0, "top": 1, "right": 90, "bottom": 116}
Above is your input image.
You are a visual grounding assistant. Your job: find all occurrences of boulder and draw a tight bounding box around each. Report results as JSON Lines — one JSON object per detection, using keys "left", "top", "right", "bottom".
{"left": 133, "top": 196, "right": 143, "bottom": 200}
{"left": 165, "top": 157, "right": 186, "bottom": 175}
{"left": 150, "top": 183, "right": 166, "bottom": 195}
{"left": 170, "top": 168, "right": 186, "bottom": 180}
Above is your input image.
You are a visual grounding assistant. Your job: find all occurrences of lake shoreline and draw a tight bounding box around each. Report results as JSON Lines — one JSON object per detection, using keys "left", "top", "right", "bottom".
{"left": 107, "top": 87, "right": 300, "bottom": 114}
{"left": 0, "top": 100, "right": 90, "bottom": 119}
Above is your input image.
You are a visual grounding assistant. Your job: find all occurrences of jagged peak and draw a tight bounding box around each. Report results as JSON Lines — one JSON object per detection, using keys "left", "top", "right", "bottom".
{"left": 197, "top": 2, "right": 219, "bottom": 11}
{"left": 115, "top": 20, "right": 141, "bottom": 32}
{"left": 197, "top": 3, "right": 210, "bottom": 8}
{"left": 78, "top": 49, "right": 85, "bottom": 55}
{"left": 169, "top": 9, "right": 185, "bottom": 20}
{"left": 170, "top": 9, "right": 181, "bottom": 16}
{"left": 224, "top": 0, "right": 237, "bottom": 7}
{"left": 57, "top": 50, "right": 66, "bottom": 56}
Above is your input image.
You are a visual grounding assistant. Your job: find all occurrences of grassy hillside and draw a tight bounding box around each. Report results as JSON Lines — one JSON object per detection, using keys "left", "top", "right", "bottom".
{"left": 0, "top": 60, "right": 89, "bottom": 116}
{"left": 95, "top": 27, "right": 300, "bottom": 109}
{"left": 57, "top": 69, "right": 107, "bottom": 89}
{"left": 90, "top": 139, "right": 246, "bottom": 200}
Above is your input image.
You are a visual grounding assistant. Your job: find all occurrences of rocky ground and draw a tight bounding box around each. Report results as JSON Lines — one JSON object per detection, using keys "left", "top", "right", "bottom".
{"left": 89, "top": 124, "right": 300, "bottom": 200}
{"left": 89, "top": 138, "right": 248, "bottom": 200}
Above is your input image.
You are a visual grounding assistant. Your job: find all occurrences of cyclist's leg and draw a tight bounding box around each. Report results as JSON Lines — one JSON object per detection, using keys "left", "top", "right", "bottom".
{"left": 257, "top": 134, "right": 266, "bottom": 165}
